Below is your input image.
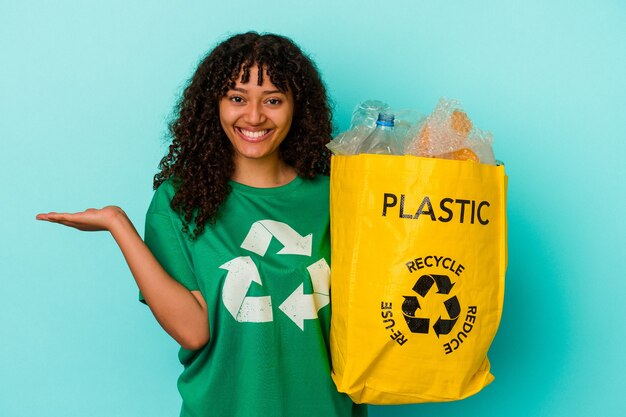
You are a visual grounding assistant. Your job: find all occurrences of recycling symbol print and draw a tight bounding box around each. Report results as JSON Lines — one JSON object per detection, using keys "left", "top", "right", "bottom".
{"left": 402, "top": 274, "right": 461, "bottom": 337}
{"left": 219, "top": 220, "right": 329, "bottom": 331}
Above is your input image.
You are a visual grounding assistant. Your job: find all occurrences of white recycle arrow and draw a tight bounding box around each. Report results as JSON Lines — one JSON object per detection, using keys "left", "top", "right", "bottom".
{"left": 279, "top": 258, "right": 330, "bottom": 330}
{"left": 220, "top": 256, "right": 273, "bottom": 323}
{"left": 240, "top": 220, "right": 312, "bottom": 257}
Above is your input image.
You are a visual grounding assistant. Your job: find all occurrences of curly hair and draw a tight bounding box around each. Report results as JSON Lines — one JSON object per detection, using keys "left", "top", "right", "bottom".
{"left": 154, "top": 32, "right": 333, "bottom": 238}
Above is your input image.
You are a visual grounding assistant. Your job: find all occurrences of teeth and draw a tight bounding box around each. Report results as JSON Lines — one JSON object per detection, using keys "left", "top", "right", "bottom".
{"left": 240, "top": 129, "right": 268, "bottom": 139}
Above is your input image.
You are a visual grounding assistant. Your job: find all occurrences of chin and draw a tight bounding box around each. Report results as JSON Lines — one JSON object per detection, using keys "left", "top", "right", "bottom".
{"left": 235, "top": 145, "right": 278, "bottom": 160}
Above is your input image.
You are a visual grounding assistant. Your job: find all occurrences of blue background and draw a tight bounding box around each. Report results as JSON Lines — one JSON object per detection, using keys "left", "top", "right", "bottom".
{"left": 2, "top": 1, "right": 625, "bottom": 416}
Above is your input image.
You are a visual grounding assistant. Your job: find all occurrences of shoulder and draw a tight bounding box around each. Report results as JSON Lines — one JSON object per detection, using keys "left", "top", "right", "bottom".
{"left": 147, "top": 178, "right": 178, "bottom": 216}
{"left": 302, "top": 174, "right": 329, "bottom": 191}
{"left": 295, "top": 175, "right": 329, "bottom": 209}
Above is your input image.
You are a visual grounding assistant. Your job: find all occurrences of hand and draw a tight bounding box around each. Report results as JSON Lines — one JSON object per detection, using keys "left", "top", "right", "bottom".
{"left": 36, "top": 206, "right": 128, "bottom": 232}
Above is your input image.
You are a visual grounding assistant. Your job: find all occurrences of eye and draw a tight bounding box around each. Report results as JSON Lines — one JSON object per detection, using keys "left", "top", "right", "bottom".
{"left": 229, "top": 95, "right": 244, "bottom": 104}
{"left": 266, "top": 98, "right": 282, "bottom": 105}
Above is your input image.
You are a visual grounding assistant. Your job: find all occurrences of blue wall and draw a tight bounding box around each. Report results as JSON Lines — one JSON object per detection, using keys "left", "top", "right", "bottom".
{"left": 2, "top": 1, "right": 625, "bottom": 416}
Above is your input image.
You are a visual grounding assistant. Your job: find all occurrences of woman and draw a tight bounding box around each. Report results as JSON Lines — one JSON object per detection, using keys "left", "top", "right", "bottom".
{"left": 37, "top": 32, "right": 367, "bottom": 417}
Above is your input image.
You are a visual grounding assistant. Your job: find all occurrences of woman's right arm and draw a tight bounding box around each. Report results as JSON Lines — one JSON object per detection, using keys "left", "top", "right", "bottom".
{"left": 36, "top": 206, "right": 210, "bottom": 350}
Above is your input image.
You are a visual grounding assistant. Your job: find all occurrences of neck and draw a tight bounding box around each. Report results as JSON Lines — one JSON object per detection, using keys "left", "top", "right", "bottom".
{"left": 231, "top": 156, "right": 297, "bottom": 188}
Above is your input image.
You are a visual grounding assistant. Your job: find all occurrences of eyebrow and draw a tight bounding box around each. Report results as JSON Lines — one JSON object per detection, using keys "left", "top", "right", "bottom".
{"left": 231, "top": 87, "right": 285, "bottom": 95}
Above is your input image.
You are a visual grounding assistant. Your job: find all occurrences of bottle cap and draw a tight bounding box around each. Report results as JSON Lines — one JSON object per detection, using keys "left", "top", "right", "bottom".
{"left": 376, "top": 113, "right": 395, "bottom": 127}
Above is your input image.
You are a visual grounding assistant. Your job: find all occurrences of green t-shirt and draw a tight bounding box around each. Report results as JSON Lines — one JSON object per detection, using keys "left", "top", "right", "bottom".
{"left": 143, "top": 175, "right": 366, "bottom": 417}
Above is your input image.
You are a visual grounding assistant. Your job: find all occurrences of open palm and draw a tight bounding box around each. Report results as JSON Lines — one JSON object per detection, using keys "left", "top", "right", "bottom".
{"left": 36, "top": 206, "right": 126, "bottom": 232}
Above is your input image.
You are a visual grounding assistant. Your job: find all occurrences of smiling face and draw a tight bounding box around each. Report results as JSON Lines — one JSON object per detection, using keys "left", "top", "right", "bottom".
{"left": 219, "top": 65, "right": 294, "bottom": 169}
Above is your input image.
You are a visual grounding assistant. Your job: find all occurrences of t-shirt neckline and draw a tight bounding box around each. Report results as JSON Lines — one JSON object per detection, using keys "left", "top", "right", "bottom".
{"left": 229, "top": 175, "right": 304, "bottom": 196}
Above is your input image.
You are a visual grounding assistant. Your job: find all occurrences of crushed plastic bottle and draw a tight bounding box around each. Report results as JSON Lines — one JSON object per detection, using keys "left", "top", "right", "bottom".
{"left": 350, "top": 100, "right": 391, "bottom": 129}
{"left": 358, "top": 113, "right": 402, "bottom": 155}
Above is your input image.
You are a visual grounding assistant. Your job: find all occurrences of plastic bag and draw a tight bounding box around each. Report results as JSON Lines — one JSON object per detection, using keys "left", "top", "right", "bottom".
{"left": 328, "top": 98, "right": 496, "bottom": 165}
{"left": 330, "top": 154, "right": 507, "bottom": 404}
{"left": 404, "top": 98, "right": 496, "bottom": 165}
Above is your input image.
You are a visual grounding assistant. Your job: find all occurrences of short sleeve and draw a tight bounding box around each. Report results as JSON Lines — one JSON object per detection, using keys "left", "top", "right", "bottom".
{"left": 139, "top": 182, "right": 198, "bottom": 303}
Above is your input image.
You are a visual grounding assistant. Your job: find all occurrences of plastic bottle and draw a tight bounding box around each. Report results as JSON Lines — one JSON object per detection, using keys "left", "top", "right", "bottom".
{"left": 350, "top": 100, "right": 391, "bottom": 129}
{"left": 358, "top": 113, "right": 402, "bottom": 155}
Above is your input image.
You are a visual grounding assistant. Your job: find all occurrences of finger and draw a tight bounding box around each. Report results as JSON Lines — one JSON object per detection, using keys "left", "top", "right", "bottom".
{"left": 38, "top": 212, "right": 81, "bottom": 224}
{"left": 35, "top": 215, "right": 72, "bottom": 227}
{"left": 52, "top": 219, "right": 97, "bottom": 231}
{"left": 36, "top": 213, "right": 59, "bottom": 221}
{"left": 38, "top": 213, "right": 64, "bottom": 221}
{"left": 36, "top": 212, "right": 59, "bottom": 220}
{"left": 55, "top": 220, "right": 83, "bottom": 229}
{"left": 39, "top": 217, "right": 65, "bottom": 225}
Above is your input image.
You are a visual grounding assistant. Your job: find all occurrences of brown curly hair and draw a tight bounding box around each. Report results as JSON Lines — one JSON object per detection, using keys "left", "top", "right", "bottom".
{"left": 154, "top": 32, "right": 333, "bottom": 238}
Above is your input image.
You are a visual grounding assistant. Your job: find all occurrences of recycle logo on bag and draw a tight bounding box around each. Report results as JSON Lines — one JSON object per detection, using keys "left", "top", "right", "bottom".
{"left": 401, "top": 274, "right": 460, "bottom": 337}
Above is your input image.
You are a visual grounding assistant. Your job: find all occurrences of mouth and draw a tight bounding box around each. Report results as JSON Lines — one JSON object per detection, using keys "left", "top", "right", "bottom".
{"left": 236, "top": 128, "right": 272, "bottom": 143}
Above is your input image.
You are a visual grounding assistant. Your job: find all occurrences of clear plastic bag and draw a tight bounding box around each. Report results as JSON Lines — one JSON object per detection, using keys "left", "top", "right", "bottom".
{"left": 405, "top": 98, "right": 496, "bottom": 164}
{"left": 327, "top": 98, "right": 496, "bottom": 165}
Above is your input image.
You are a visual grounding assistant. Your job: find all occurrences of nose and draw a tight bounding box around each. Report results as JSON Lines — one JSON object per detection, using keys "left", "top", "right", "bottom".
{"left": 244, "top": 102, "right": 267, "bottom": 125}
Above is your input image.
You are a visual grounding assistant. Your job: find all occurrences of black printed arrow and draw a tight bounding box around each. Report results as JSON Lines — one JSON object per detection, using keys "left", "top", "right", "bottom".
{"left": 432, "top": 274, "right": 455, "bottom": 295}
{"left": 405, "top": 317, "right": 430, "bottom": 334}
{"left": 433, "top": 296, "right": 461, "bottom": 337}
{"left": 402, "top": 296, "right": 430, "bottom": 333}
{"left": 433, "top": 317, "right": 457, "bottom": 337}
{"left": 444, "top": 296, "right": 461, "bottom": 318}
{"left": 402, "top": 296, "right": 420, "bottom": 316}
{"left": 412, "top": 274, "right": 435, "bottom": 297}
